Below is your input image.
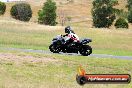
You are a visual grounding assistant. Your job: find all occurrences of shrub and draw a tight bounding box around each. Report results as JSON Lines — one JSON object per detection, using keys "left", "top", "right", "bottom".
{"left": 92, "top": 0, "right": 118, "bottom": 28}
{"left": 38, "top": 0, "right": 57, "bottom": 26}
{"left": 114, "top": 18, "right": 128, "bottom": 28}
{"left": 10, "top": 3, "right": 32, "bottom": 21}
{"left": 0, "top": 1, "right": 6, "bottom": 15}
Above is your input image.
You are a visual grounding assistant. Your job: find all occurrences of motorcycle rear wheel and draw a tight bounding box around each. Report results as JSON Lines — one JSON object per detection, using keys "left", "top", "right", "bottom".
{"left": 80, "top": 45, "right": 92, "bottom": 56}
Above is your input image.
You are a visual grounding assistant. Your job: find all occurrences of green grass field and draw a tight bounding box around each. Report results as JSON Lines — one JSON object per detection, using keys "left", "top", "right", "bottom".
{"left": 0, "top": 51, "right": 131, "bottom": 88}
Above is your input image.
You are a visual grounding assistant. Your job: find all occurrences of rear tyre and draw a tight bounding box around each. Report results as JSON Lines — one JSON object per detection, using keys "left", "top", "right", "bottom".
{"left": 80, "top": 45, "right": 92, "bottom": 56}
{"left": 49, "top": 44, "right": 61, "bottom": 53}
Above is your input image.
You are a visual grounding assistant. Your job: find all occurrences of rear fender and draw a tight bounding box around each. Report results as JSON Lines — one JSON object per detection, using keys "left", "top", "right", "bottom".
{"left": 81, "top": 38, "right": 92, "bottom": 44}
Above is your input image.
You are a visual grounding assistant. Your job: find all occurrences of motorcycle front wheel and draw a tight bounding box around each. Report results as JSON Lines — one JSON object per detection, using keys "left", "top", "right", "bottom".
{"left": 49, "top": 44, "right": 61, "bottom": 53}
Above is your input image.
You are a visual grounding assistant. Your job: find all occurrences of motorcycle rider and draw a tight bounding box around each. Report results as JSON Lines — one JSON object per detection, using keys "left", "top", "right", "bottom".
{"left": 63, "top": 26, "right": 80, "bottom": 46}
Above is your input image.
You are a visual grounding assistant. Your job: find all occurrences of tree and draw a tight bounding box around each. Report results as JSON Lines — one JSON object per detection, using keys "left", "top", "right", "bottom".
{"left": 58, "top": 9, "right": 72, "bottom": 26}
{"left": 0, "top": 1, "right": 6, "bottom": 15}
{"left": 127, "top": 0, "right": 132, "bottom": 10}
{"left": 128, "top": 10, "right": 132, "bottom": 23}
{"left": 38, "top": 0, "right": 57, "bottom": 26}
{"left": 58, "top": 10, "right": 66, "bottom": 26}
{"left": 127, "top": 0, "right": 132, "bottom": 23}
{"left": 92, "top": 0, "right": 118, "bottom": 28}
{"left": 10, "top": 3, "right": 32, "bottom": 21}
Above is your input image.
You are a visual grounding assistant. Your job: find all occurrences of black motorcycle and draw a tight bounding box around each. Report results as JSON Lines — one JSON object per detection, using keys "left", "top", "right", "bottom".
{"left": 49, "top": 35, "right": 92, "bottom": 56}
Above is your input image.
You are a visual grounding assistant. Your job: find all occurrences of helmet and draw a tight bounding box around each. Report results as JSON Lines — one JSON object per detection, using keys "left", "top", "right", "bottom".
{"left": 65, "top": 26, "right": 71, "bottom": 34}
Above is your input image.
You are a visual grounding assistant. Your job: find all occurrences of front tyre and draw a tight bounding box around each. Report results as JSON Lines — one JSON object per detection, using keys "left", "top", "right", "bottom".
{"left": 80, "top": 45, "right": 92, "bottom": 56}
{"left": 49, "top": 44, "right": 61, "bottom": 53}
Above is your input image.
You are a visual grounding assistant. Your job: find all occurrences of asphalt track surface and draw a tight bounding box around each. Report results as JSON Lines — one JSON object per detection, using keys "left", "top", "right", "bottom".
{"left": 0, "top": 47, "right": 132, "bottom": 60}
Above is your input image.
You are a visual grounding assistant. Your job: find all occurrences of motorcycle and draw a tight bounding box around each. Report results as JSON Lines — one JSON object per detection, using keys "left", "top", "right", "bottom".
{"left": 49, "top": 35, "right": 92, "bottom": 56}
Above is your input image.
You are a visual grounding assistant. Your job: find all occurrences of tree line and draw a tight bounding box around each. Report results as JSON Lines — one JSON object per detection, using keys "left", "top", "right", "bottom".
{"left": 92, "top": 0, "right": 132, "bottom": 29}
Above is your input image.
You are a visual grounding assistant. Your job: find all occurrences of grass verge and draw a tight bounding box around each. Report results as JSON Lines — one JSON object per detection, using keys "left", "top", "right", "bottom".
{"left": 0, "top": 51, "right": 132, "bottom": 88}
